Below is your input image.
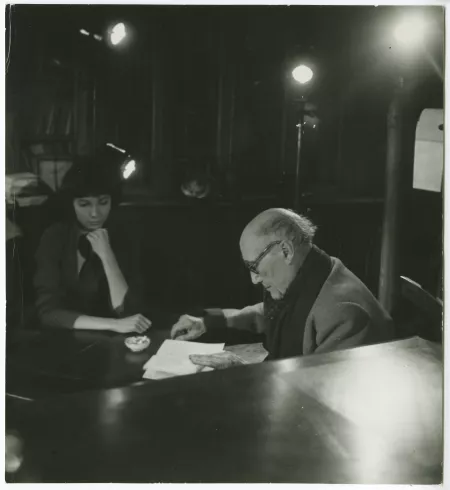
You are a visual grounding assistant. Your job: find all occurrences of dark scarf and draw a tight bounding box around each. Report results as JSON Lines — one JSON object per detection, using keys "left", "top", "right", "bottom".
{"left": 264, "top": 245, "right": 333, "bottom": 360}
{"left": 78, "top": 234, "right": 112, "bottom": 317}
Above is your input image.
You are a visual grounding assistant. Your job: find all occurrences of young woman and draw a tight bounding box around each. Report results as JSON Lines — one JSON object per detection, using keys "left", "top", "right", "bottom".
{"left": 34, "top": 155, "right": 151, "bottom": 333}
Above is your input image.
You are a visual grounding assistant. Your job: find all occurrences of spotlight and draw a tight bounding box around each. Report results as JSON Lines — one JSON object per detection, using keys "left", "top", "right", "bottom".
{"left": 110, "top": 22, "right": 127, "bottom": 46}
{"left": 80, "top": 28, "right": 90, "bottom": 36}
{"left": 292, "top": 64, "right": 314, "bottom": 85}
{"left": 394, "top": 15, "right": 427, "bottom": 49}
{"left": 106, "top": 142, "right": 127, "bottom": 154}
{"left": 122, "top": 159, "right": 136, "bottom": 180}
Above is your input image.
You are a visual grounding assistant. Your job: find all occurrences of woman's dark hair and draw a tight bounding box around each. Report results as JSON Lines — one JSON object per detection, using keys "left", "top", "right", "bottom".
{"left": 58, "top": 153, "right": 123, "bottom": 220}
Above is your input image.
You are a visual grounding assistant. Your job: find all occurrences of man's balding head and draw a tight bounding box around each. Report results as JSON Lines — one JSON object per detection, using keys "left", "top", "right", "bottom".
{"left": 240, "top": 208, "right": 317, "bottom": 253}
{"left": 239, "top": 209, "right": 317, "bottom": 299}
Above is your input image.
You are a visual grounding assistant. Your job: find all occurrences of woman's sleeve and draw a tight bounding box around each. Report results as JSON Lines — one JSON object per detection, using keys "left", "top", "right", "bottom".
{"left": 34, "top": 225, "right": 81, "bottom": 328}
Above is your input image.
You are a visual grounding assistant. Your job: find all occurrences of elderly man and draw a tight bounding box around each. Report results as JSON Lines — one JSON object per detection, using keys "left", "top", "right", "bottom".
{"left": 171, "top": 208, "right": 394, "bottom": 368}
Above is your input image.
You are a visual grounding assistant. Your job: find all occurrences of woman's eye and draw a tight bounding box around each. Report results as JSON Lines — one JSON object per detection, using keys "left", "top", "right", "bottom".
{"left": 78, "top": 202, "right": 89, "bottom": 207}
{"left": 99, "top": 200, "right": 110, "bottom": 206}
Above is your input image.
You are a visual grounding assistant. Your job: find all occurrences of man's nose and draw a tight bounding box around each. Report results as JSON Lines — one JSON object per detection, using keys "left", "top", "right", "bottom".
{"left": 250, "top": 271, "right": 262, "bottom": 285}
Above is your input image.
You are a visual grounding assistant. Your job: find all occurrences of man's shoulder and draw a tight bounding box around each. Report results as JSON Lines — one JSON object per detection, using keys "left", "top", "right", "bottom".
{"left": 312, "top": 257, "right": 382, "bottom": 317}
{"left": 325, "top": 258, "right": 370, "bottom": 296}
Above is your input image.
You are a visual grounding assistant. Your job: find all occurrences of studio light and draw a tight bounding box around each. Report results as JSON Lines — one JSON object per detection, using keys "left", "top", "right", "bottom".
{"left": 122, "top": 159, "right": 136, "bottom": 180}
{"left": 292, "top": 64, "right": 314, "bottom": 85}
{"left": 106, "top": 142, "right": 127, "bottom": 154}
{"left": 393, "top": 15, "right": 427, "bottom": 50}
{"left": 110, "top": 23, "right": 127, "bottom": 46}
{"left": 105, "top": 143, "right": 137, "bottom": 180}
{"left": 79, "top": 28, "right": 103, "bottom": 42}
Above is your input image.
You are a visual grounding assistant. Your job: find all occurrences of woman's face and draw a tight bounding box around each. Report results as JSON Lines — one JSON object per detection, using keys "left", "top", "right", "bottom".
{"left": 73, "top": 195, "right": 112, "bottom": 231}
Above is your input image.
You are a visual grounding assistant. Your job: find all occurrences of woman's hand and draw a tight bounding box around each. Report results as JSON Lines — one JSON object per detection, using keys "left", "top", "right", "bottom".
{"left": 113, "top": 314, "right": 152, "bottom": 334}
{"left": 87, "top": 229, "right": 114, "bottom": 261}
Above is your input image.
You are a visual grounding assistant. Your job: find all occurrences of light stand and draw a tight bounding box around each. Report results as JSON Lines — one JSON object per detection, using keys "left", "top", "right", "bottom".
{"left": 294, "top": 99, "right": 306, "bottom": 211}
{"left": 291, "top": 64, "right": 314, "bottom": 212}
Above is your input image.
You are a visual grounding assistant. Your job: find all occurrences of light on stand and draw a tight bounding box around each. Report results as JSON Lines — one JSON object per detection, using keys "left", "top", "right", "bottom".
{"left": 291, "top": 63, "right": 315, "bottom": 211}
{"left": 393, "top": 15, "right": 427, "bottom": 50}
{"left": 110, "top": 23, "right": 127, "bottom": 46}
{"left": 122, "top": 159, "right": 136, "bottom": 180}
{"left": 106, "top": 142, "right": 127, "bottom": 154}
{"left": 292, "top": 64, "right": 314, "bottom": 85}
{"left": 106, "top": 143, "right": 137, "bottom": 181}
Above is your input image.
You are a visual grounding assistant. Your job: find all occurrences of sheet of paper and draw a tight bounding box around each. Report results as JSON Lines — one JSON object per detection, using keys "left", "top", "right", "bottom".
{"left": 142, "top": 339, "right": 225, "bottom": 380}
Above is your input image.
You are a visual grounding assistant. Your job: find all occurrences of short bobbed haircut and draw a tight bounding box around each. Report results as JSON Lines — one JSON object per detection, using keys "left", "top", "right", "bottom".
{"left": 58, "top": 153, "right": 123, "bottom": 220}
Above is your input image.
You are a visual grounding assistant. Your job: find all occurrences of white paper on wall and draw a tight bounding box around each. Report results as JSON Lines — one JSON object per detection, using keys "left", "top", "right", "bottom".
{"left": 413, "top": 109, "right": 444, "bottom": 193}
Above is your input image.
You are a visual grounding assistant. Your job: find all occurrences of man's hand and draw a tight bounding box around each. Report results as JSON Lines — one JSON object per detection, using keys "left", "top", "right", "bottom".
{"left": 87, "top": 229, "right": 114, "bottom": 261}
{"left": 113, "top": 314, "right": 151, "bottom": 334}
{"left": 189, "top": 352, "right": 245, "bottom": 370}
{"left": 170, "top": 314, "right": 206, "bottom": 341}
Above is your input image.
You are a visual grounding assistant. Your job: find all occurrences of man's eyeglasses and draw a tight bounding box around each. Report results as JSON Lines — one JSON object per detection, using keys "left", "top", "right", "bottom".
{"left": 243, "top": 240, "right": 282, "bottom": 275}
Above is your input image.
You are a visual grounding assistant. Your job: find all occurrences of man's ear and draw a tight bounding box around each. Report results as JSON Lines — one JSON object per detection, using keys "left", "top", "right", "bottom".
{"left": 281, "top": 241, "right": 295, "bottom": 264}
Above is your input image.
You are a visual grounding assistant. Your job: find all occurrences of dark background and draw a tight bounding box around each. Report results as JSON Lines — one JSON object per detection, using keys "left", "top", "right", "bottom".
{"left": 5, "top": 5, "right": 444, "bottom": 314}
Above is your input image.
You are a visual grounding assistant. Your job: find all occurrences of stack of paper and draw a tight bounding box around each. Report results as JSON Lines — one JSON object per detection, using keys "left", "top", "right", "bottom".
{"left": 142, "top": 339, "right": 225, "bottom": 380}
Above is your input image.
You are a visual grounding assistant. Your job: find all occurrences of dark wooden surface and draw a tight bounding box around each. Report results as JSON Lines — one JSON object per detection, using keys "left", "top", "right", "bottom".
{"left": 6, "top": 326, "right": 171, "bottom": 400}
{"left": 6, "top": 322, "right": 264, "bottom": 400}
{"left": 6, "top": 336, "right": 443, "bottom": 484}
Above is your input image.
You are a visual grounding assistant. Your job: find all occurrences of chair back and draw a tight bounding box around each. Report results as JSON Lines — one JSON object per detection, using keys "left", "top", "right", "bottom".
{"left": 393, "top": 276, "right": 443, "bottom": 342}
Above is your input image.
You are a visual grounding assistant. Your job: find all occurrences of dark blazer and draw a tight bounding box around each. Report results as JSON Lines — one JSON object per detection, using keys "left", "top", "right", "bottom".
{"left": 204, "top": 257, "right": 394, "bottom": 358}
{"left": 34, "top": 221, "right": 146, "bottom": 328}
{"left": 302, "top": 257, "right": 394, "bottom": 355}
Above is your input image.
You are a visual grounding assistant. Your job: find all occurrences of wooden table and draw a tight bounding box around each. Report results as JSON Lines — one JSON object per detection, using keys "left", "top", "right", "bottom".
{"left": 6, "top": 326, "right": 170, "bottom": 400}
{"left": 6, "top": 336, "right": 443, "bottom": 484}
{"left": 6, "top": 322, "right": 264, "bottom": 400}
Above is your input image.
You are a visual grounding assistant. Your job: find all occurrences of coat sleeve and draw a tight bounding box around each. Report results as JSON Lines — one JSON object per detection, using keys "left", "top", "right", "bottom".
{"left": 313, "top": 301, "right": 373, "bottom": 354}
{"left": 34, "top": 225, "right": 81, "bottom": 328}
{"left": 204, "top": 303, "right": 266, "bottom": 333}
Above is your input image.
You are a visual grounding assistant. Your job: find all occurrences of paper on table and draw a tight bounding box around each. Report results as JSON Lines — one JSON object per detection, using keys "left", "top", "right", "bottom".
{"left": 142, "top": 339, "right": 225, "bottom": 380}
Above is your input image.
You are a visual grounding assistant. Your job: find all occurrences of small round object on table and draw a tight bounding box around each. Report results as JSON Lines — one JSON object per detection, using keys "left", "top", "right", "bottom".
{"left": 125, "top": 335, "right": 151, "bottom": 352}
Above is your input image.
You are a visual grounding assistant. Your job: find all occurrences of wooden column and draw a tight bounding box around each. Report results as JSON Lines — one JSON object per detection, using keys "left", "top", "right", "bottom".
{"left": 149, "top": 21, "right": 171, "bottom": 196}
{"left": 378, "top": 76, "right": 405, "bottom": 312}
{"left": 215, "top": 18, "right": 238, "bottom": 200}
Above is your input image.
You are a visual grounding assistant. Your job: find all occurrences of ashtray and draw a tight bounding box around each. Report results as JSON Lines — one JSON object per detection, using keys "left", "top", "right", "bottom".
{"left": 125, "top": 336, "right": 151, "bottom": 352}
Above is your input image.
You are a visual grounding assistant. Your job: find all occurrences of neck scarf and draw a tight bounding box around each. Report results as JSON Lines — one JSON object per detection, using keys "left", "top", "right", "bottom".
{"left": 264, "top": 245, "right": 332, "bottom": 360}
{"left": 77, "top": 234, "right": 111, "bottom": 316}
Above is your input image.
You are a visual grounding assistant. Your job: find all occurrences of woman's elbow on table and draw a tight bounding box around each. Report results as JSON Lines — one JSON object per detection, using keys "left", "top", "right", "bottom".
{"left": 37, "top": 307, "right": 81, "bottom": 329}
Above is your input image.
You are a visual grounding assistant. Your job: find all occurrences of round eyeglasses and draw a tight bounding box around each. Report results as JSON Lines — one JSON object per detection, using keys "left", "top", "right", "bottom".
{"left": 243, "top": 240, "right": 282, "bottom": 275}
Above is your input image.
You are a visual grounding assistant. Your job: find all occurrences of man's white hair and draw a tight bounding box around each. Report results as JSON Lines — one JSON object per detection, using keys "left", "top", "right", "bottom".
{"left": 256, "top": 208, "right": 317, "bottom": 246}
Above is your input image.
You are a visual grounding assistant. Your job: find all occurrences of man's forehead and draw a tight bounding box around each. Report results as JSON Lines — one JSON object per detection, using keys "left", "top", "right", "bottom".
{"left": 240, "top": 230, "right": 271, "bottom": 258}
